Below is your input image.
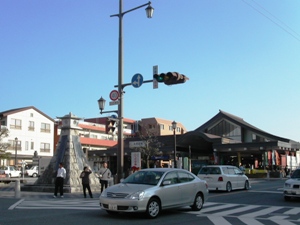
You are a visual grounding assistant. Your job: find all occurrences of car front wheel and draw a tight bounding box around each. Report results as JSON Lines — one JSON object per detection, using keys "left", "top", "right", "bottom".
{"left": 244, "top": 180, "right": 250, "bottom": 190}
{"left": 191, "top": 193, "right": 203, "bottom": 211}
{"left": 146, "top": 198, "right": 160, "bottom": 219}
{"left": 32, "top": 173, "right": 37, "bottom": 178}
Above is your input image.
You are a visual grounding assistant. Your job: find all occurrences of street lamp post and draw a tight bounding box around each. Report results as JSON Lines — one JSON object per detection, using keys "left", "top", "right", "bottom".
{"left": 99, "top": 1, "right": 154, "bottom": 183}
{"left": 14, "top": 137, "right": 18, "bottom": 166}
{"left": 172, "top": 121, "right": 177, "bottom": 168}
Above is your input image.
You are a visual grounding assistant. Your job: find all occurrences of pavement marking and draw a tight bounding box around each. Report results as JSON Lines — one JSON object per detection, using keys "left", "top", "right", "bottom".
{"left": 12, "top": 198, "right": 100, "bottom": 210}
{"left": 8, "top": 199, "right": 24, "bottom": 210}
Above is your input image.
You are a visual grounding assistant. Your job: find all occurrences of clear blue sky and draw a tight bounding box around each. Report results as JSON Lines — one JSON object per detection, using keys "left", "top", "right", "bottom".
{"left": 1, "top": 1, "right": 300, "bottom": 141}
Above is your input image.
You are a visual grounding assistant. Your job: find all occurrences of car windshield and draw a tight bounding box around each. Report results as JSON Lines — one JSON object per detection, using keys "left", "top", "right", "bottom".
{"left": 291, "top": 169, "right": 300, "bottom": 179}
{"left": 123, "top": 171, "right": 164, "bottom": 185}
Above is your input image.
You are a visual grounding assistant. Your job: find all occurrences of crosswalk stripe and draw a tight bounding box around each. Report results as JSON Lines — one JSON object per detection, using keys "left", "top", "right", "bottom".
{"left": 284, "top": 208, "right": 300, "bottom": 215}
{"left": 14, "top": 198, "right": 100, "bottom": 210}
{"left": 207, "top": 215, "right": 232, "bottom": 225}
{"left": 210, "top": 205, "right": 261, "bottom": 216}
{"left": 239, "top": 217, "right": 266, "bottom": 225}
{"left": 241, "top": 206, "right": 283, "bottom": 217}
{"left": 269, "top": 216, "right": 296, "bottom": 225}
{"left": 200, "top": 203, "right": 239, "bottom": 213}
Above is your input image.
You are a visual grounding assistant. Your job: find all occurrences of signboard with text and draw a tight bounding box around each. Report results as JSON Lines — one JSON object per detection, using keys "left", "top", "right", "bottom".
{"left": 131, "top": 152, "right": 141, "bottom": 168}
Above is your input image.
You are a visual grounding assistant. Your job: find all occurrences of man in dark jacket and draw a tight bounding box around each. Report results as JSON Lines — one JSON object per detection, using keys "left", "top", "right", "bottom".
{"left": 80, "top": 166, "right": 93, "bottom": 198}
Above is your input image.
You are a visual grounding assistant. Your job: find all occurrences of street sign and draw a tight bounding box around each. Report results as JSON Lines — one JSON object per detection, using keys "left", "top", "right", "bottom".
{"left": 109, "top": 100, "right": 120, "bottom": 106}
{"left": 153, "top": 65, "right": 158, "bottom": 89}
{"left": 109, "top": 90, "right": 119, "bottom": 101}
{"left": 131, "top": 73, "right": 143, "bottom": 88}
{"left": 129, "top": 141, "right": 146, "bottom": 148}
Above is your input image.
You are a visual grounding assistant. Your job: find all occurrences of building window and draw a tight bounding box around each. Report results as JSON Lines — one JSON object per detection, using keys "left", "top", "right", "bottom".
{"left": 90, "top": 134, "right": 97, "bottom": 138}
{"left": 160, "top": 124, "right": 164, "bottom": 130}
{"left": 8, "top": 139, "right": 21, "bottom": 150}
{"left": 169, "top": 126, "right": 173, "bottom": 131}
{"left": 41, "top": 123, "right": 50, "bottom": 133}
{"left": 31, "top": 142, "right": 34, "bottom": 150}
{"left": 28, "top": 121, "right": 35, "bottom": 131}
{"left": 176, "top": 127, "right": 181, "bottom": 132}
{"left": 30, "top": 113, "right": 34, "bottom": 117}
{"left": 40, "top": 143, "right": 50, "bottom": 152}
{"left": 25, "top": 141, "right": 29, "bottom": 151}
{"left": 10, "top": 118, "right": 22, "bottom": 129}
{"left": 149, "top": 124, "right": 155, "bottom": 129}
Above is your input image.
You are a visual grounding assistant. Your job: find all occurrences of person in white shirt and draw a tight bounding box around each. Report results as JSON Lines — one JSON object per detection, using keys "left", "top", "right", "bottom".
{"left": 98, "top": 162, "right": 112, "bottom": 193}
{"left": 53, "top": 162, "right": 66, "bottom": 198}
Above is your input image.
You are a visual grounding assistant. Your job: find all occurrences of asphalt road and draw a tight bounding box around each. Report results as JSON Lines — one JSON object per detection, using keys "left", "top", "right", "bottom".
{"left": 1, "top": 178, "right": 300, "bottom": 225}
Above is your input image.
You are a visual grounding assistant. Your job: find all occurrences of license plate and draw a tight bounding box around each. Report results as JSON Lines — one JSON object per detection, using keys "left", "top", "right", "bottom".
{"left": 109, "top": 204, "right": 117, "bottom": 210}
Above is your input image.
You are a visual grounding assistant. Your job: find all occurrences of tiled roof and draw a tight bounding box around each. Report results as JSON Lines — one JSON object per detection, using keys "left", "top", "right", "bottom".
{"left": 79, "top": 124, "right": 105, "bottom": 132}
{"left": 80, "top": 137, "right": 117, "bottom": 147}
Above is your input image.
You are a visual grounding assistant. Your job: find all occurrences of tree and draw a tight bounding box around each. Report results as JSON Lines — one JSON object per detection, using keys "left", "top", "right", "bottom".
{"left": 134, "top": 125, "right": 162, "bottom": 168}
{"left": 0, "top": 126, "right": 11, "bottom": 164}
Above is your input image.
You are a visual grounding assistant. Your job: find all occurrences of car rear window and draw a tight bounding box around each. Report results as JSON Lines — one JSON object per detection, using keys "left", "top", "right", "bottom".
{"left": 198, "top": 167, "right": 221, "bottom": 175}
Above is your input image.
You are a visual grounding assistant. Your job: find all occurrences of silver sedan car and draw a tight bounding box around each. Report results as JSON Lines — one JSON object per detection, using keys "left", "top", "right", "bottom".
{"left": 284, "top": 168, "right": 300, "bottom": 201}
{"left": 99, "top": 168, "right": 209, "bottom": 218}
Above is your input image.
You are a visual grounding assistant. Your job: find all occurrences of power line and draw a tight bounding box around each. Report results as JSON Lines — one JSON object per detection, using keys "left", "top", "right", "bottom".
{"left": 241, "top": 0, "right": 300, "bottom": 42}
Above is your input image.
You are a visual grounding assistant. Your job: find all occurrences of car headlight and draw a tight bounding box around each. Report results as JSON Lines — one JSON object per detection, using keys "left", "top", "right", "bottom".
{"left": 126, "top": 191, "right": 145, "bottom": 200}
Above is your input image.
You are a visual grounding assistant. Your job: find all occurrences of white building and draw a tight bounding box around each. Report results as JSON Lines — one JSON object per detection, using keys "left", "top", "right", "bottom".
{"left": 0, "top": 106, "right": 55, "bottom": 166}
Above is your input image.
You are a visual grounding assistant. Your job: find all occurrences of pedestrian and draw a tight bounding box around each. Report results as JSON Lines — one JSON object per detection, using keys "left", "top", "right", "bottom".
{"left": 53, "top": 162, "right": 66, "bottom": 198}
{"left": 239, "top": 163, "right": 245, "bottom": 172}
{"left": 80, "top": 166, "right": 93, "bottom": 198}
{"left": 98, "top": 162, "right": 111, "bottom": 193}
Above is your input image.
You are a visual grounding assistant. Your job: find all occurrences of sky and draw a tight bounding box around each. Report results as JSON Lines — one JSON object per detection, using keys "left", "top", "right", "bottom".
{"left": 1, "top": 0, "right": 300, "bottom": 141}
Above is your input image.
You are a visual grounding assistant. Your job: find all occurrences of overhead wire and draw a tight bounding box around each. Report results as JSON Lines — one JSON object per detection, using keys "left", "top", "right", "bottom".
{"left": 241, "top": 0, "right": 300, "bottom": 42}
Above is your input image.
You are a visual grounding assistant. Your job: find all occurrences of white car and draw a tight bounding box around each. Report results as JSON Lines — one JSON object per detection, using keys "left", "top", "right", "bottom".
{"left": 0, "top": 166, "right": 22, "bottom": 178}
{"left": 284, "top": 168, "right": 300, "bottom": 201}
{"left": 100, "top": 168, "right": 209, "bottom": 219}
{"left": 197, "top": 165, "right": 250, "bottom": 192}
{"left": 25, "top": 166, "right": 39, "bottom": 177}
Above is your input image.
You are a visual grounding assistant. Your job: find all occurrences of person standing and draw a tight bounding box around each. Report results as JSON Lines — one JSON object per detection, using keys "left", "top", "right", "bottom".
{"left": 80, "top": 166, "right": 93, "bottom": 198}
{"left": 53, "top": 162, "right": 66, "bottom": 198}
{"left": 98, "top": 162, "right": 111, "bottom": 193}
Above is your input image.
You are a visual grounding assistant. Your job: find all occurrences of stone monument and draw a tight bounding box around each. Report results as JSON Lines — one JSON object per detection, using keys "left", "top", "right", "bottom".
{"left": 22, "top": 112, "right": 100, "bottom": 193}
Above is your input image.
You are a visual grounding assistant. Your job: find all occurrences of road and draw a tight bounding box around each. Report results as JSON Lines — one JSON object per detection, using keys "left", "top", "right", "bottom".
{"left": 1, "top": 178, "right": 300, "bottom": 225}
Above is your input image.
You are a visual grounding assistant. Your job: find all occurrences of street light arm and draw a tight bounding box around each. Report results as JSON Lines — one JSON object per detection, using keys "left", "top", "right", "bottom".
{"left": 110, "top": 1, "right": 151, "bottom": 17}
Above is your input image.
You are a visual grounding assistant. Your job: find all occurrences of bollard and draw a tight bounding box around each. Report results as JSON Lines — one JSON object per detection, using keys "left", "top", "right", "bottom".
{"left": 15, "top": 179, "right": 21, "bottom": 198}
{"left": 267, "top": 172, "right": 270, "bottom": 179}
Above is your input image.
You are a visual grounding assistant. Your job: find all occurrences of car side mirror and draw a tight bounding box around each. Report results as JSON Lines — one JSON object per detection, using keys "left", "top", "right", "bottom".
{"left": 162, "top": 180, "right": 171, "bottom": 186}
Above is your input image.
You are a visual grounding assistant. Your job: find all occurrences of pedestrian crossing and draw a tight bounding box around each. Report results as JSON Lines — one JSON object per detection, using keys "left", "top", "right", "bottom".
{"left": 185, "top": 202, "right": 300, "bottom": 225}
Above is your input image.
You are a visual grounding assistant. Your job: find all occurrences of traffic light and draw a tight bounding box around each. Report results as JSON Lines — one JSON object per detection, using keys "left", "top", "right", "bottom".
{"left": 107, "top": 117, "right": 118, "bottom": 134}
{"left": 153, "top": 72, "right": 189, "bottom": 85}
